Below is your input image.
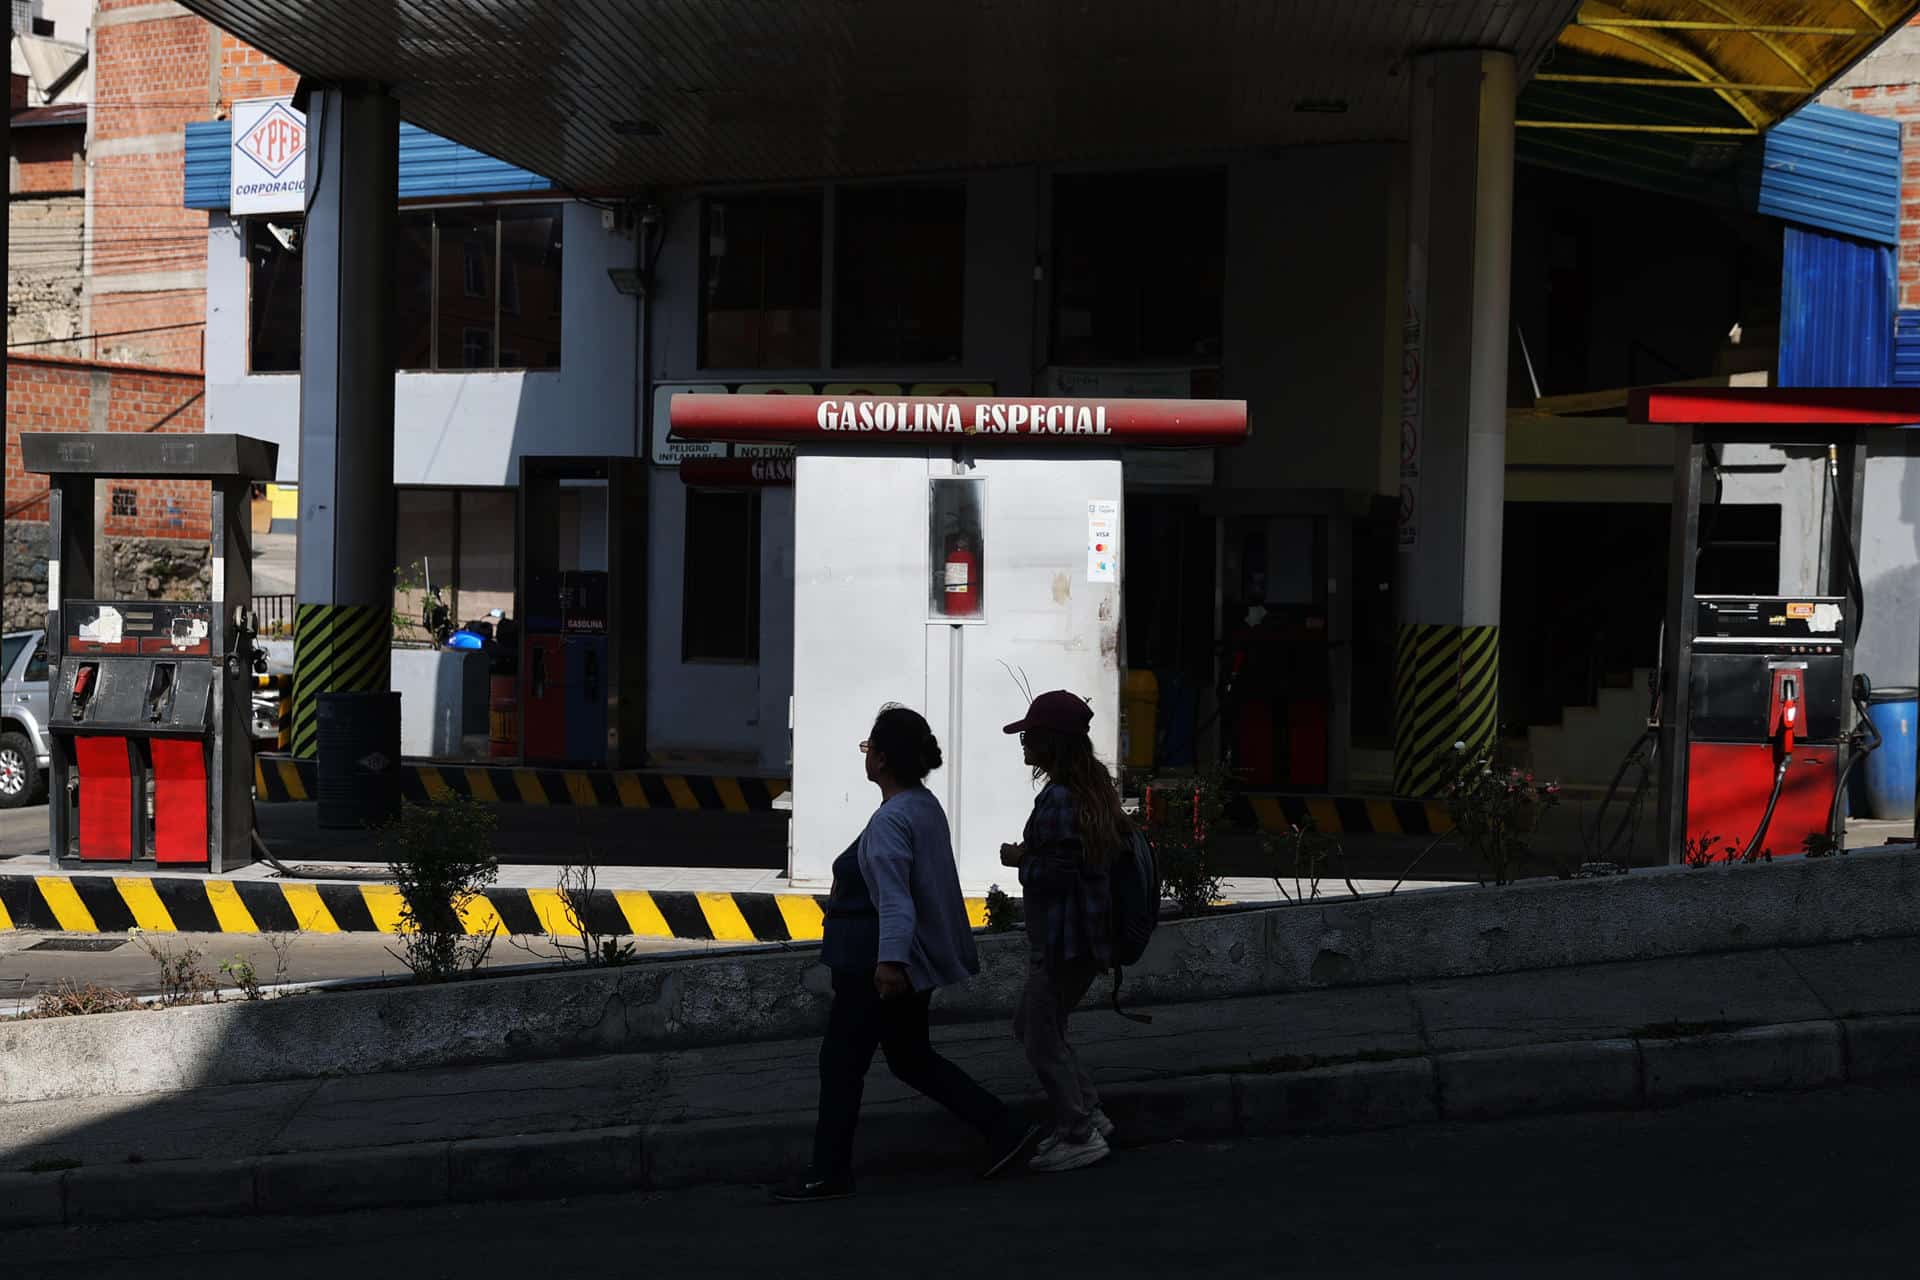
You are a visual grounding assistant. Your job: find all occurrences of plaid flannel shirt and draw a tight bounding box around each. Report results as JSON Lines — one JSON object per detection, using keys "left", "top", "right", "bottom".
{"left": 1019, "top": 783, "right": 1113, "bottom": 969}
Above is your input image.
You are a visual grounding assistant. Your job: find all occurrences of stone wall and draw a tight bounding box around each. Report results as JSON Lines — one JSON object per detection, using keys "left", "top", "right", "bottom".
{"left": 2, "top": 522, "right": 50, "bottom": 632}
{"left": 6, "top": 193, "right": 84, "bottom": 355}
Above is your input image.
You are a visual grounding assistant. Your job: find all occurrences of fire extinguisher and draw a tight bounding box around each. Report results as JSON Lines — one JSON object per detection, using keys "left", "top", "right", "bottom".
{"left": 943, "top": 533, "right": 979, "bottom": 617}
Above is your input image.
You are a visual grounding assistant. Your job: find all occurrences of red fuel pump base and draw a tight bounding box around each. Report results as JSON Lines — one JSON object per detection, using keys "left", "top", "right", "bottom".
{"left": 1684, "top": 743, "right": 1839, "bottom": 859}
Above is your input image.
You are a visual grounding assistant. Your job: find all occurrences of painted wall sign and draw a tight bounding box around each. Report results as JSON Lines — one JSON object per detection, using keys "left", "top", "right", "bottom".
{"left": 230, "top": 97, "right": 307, "bottom": 215}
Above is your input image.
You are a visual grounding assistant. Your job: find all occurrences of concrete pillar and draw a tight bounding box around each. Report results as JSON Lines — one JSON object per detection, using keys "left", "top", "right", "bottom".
{"left": 1393, "top": 49, "right": 1516, "bottom": 796}
{"left": 290, "top": 84, "right": 398, "bottom": 757}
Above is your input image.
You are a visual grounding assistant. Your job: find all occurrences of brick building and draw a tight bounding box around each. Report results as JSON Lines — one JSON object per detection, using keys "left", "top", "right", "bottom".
{"left": 5, "top": 3, "right": 299, "bottom": 628}
{"left": 1822, "top": 19, "right": 1920, "bottom": 310}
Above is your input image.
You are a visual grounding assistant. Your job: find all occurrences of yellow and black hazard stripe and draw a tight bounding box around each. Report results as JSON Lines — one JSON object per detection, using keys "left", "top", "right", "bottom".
{"left": 0, "top": 874, "right": 983, "bottom": 941}
{"left": 289, "top": 603, "right": 390, "bottom": 759}
{"left": 253, "top": 754, "right": 791, "bottom": 812}
{"left": 1230, "top": 793, "right": 1453, "bottom": 836}
{"left": 1393, "top": 622, "right": 1500, "bottom": 798}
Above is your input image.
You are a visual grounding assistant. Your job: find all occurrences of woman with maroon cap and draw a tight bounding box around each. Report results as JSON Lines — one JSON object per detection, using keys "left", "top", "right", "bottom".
{"left": 1000, "top": 689, "right": 1125, "bottom": 1172}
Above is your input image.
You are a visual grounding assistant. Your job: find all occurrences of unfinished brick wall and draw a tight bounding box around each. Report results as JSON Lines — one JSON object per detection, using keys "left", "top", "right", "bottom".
{"left": 11, "top": 121, "right": 84, "bottom": 194}
{"left": 88, "top": 0, "right": 219, "bottom": 370}
{"left": 3, "top": 357, "right": 212, "bottom": 625}
{"left": 219, "top": 35, "right": 301, "bottom": 109}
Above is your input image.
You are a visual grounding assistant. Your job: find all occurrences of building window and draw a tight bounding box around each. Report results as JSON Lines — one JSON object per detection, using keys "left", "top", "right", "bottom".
{"left": 247, "top": 203, "right": 564, "bottom": 375}
{"left": 394, "top": 488, "right": 518, "bottom": 638}
{"left": 1051, "top": 169, "right": 1226, "bottom": 365}
{"left": 834, "top": 184, "right": 966, "bottom": 366}
{"left": 682, "top": 488, "right": 761, "bottom": 662}
{"left": 246, "top": 219, "right": 304, "bottom": 374}
{"left": 700, "top": 191, "right": 824, "bottom": 369}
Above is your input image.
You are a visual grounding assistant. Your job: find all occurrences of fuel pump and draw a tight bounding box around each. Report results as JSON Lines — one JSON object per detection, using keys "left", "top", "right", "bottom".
{"left": 1627, "top": 385, "right": 1918, "bottom": 866}
{"left": 23, "top": 433, "right": 277, "bottom": 873}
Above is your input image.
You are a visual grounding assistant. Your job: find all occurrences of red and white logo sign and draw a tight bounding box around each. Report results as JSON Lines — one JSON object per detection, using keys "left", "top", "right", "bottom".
{"left": 237, "top": 103, "right": 305, "bottom": 178}
{"left": 230, "top": 98, "right": 308, "bottom": 215}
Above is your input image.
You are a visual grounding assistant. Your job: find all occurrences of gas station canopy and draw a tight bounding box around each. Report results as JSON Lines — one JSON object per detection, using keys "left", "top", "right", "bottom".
{"left": 177, "top": 1, "right": 1918, "bottom": 193}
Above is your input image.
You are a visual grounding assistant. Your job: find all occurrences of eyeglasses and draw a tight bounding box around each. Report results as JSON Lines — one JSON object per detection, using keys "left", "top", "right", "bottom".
{"left": 859, "top": 741, "right": 870, "bottom": 754}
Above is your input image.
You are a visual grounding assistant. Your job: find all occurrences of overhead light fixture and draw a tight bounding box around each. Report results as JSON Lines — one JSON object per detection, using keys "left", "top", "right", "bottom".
{"left": 607, "top": 267, "right": 644, "bottom": 297}
{"left": 610, "top": 119, "right": 662, "bottom": 137}
{"left": 1293, "top": 98, "right": 1349, "bottom": 114}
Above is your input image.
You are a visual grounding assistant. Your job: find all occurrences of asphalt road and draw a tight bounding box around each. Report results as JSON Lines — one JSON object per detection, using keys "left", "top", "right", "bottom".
{"left": 9, "top": 1082, "right": 1918, "bottom": 1278}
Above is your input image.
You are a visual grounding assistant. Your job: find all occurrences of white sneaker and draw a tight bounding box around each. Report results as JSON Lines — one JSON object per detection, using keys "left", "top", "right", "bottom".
{"left": 1028, "top": 1130, "right": 1111, "bottom": 1173}
{"left": 1091, "top": 1107, "right": 1115, "bottom": 1142}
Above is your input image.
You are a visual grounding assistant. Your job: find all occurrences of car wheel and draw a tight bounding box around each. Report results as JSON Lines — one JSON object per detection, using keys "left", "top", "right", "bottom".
{"left": 0, "top": 732, "right": 40, "bottom": 809}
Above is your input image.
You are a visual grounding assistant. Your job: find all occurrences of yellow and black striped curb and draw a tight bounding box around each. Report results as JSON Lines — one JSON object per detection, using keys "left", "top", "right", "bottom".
{"left": 0, "top": 873, "right": 980, "bottom": 941}
{"left": 1228, "top": 793, "right": 1453, "bottom": 837}
{"left": 253, "top": 754, "right": 791, "bottom": 812}
{"left": 1394, "top": 622, "right": 1500, "bottom": 798}
{"left": 290, "top": 602, "right": 389, "bottom": 758}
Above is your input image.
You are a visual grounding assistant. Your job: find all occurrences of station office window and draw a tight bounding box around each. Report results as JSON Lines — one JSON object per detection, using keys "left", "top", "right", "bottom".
{"left": 700, "top": 192, "right": 824, "bottom": 370}
{"left": 682, "top": 488, "right": 761, "bottom": 662}
{"left": 247, "top": 203, "right": 564, "bottom": 374}
{"left": 394, "top": 488, "right": 518, "bottom": 634}
{"left": 1051, "top": 169, "right": 1226, "bottom": 365}
{"left": 834, "top": 184, "right": 966, "bottom": 365}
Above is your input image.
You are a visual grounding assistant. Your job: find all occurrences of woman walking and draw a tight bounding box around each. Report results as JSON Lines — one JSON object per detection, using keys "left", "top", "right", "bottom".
{"left": 1000, "top": 690, "right": 1123, "bottom": 1173}
{"left": 775, "top": 704, "right": 1040, "bottom": 1203}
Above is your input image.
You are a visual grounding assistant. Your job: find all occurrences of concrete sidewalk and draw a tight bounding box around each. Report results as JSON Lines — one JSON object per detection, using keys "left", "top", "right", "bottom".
{"left": 5, "top": 934, "right": 1918, "bottom": 1228}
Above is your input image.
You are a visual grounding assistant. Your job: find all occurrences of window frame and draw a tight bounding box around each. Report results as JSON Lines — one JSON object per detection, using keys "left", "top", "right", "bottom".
{"left": 679, "top": 486, "right": 763, "bottom": 664}
{"left": 392, "top": 485, "right": 520, "bottom": 624}
{"left": 243, "top": 198, "right": 565, "bottom": 376}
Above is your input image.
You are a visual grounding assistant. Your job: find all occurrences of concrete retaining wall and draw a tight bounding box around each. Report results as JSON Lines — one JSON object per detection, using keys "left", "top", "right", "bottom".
{"left": 5, "top": 846, "right": 1918, "bottom": 1104}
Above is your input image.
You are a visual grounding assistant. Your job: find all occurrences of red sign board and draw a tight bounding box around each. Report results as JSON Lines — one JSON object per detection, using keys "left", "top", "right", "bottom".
{"left": 680, "top": 457, "right": 795, "bottom": 487}
{"left": 670, "top": 395, "right": 1249, "bottom": 447}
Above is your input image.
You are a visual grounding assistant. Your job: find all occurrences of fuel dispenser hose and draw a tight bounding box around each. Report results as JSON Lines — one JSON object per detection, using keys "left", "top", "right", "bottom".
{"left": 1738, "top": 675, "right": 1879, "bottom": 864}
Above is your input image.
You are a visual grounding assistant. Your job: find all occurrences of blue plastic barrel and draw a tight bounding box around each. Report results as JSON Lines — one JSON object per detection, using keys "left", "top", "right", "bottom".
{"left": 1863, "top": 687, "right": 1918, "bottom": 820}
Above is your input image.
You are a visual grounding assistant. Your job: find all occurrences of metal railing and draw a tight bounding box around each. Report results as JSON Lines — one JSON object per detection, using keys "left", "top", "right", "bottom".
{"left": 255, "top": 593, "right": 295, "bottom": 637}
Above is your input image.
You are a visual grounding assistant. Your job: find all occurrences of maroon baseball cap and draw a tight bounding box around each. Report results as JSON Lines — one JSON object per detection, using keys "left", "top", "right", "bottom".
{"left": 1003, "top": 690, "right": 1094, "bottom": 737}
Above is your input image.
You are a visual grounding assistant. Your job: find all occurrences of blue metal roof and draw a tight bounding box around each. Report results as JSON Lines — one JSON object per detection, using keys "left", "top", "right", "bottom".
{"left": 1894, "top": 312, "right": 1920, "bottom": 388}
{"left": 1756, "top": 104, "right": 1901, "bottom": 246}
{"left": 184, "top": 119, "right": 554, "bottom": 211}
{"left": 1778, "top": 225, "right": 1894, "bottom": 388}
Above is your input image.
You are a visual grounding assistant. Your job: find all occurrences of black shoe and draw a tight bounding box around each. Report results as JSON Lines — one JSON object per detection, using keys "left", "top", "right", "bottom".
{"left": 771, "top": 1175, "right": 854, "bottom": 1203}
{"left": 981, "top": 1120, "right": 1043, "bottom": 1181}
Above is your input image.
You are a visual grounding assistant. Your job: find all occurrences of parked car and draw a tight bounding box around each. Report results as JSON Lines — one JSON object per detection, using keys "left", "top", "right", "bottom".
{"left": 1, "top": 629, "right": 52, "bottom": 808}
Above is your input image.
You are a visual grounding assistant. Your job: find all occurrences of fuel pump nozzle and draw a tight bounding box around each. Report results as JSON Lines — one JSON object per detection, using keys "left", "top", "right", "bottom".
{"left": 1739, "top": 664, "right": 1809, "bottom": 863}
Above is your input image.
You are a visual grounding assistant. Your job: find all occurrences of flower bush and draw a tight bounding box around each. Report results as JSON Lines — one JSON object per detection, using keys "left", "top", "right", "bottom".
{"left": 1443, "top": 743, "right": 1561, "bottom": 886}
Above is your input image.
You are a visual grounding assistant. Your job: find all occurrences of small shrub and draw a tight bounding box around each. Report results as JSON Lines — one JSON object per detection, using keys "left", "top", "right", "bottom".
{"left": 27, "top": 981, "right": 140, "bottom": 1019}
{"left": 1684, "top": 832, "right": 1731, "bottom": 869}
{"left": 384, "top": 795, "right": 501, "bottom": 982}
{"left": 1443, "top": 745, "right": 1561, "bottom": 886}
{"left": 557, "top": 860, "right": 636, "bottom": 966}
{"left": 1804, "top": 831, "right": 1844, "bottom": 859}
{"left": 130, "top": 929, "right": 215, "bottom": 1006}
{"left": 220, "top": 956, "right": 263, "bottom": 1000}
{"left": 1267, "top": 817, "right": 1346, "bottom": 902}
{"left": 1142, "top": 769, "right": 1231, "bottom": 916}
{"left": 983, "top": 884, "right": 1020, "bottom": 933}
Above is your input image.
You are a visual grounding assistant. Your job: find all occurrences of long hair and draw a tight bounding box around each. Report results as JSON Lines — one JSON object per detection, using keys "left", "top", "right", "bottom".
{"left": 1028, "top": 729, "right": 1127, "bottom": 868}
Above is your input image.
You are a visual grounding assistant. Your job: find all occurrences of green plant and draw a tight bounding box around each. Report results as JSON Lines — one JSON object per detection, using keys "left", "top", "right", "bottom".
{"left": 1143, "top": 768, "right": 1233, "bottom": 915}
{"left": 383, "top": 795, "right": 501, "bottom": 982}
{"left": 1803, "top": 831, "right": 1844, "bottom": 859}
{"left": 1684, "top": 832, "right": 1730, "bottom": 869}
{"left": 1266, "top": 817, "right": 1349, "bottom": 902}
{"left": 983, "top": 883, "right": 1020, "bottom": 933}
{"left": 220, "top": 956, "right": 262, "bottom": 1000}
{"left": 130, "top": 929, "right": 215, "bottom": 1006}
{"left": 1442, "top": 745, "right": 1561, "bottom": 887}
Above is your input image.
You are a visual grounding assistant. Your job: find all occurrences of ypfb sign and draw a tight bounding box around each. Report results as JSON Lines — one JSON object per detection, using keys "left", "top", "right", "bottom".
{"left": 231, "top": 98, "right": 307, "bottom": 215}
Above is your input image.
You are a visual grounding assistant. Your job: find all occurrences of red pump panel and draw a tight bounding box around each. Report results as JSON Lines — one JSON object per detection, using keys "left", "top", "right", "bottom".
{"left": 150, "top": 738, "right": 209, "bottom": 864}
{"left": 1686, "top": 743, "right": 1839, "bottom": 860}
{"left": 74, "top": 736, "right": 135, "bottom": 862}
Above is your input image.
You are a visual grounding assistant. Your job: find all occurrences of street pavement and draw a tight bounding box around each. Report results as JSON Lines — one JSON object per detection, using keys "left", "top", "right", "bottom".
{"left": 7, "top": 1081, "right": 1918, "bottom": 1278}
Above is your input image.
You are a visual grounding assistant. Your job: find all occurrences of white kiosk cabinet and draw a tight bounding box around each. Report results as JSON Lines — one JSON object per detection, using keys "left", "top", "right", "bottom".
{"left": 671, "top": 395, "right": 1248, "bottom": 893}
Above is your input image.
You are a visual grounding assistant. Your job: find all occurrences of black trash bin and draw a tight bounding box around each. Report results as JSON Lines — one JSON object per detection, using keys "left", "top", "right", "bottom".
{"left": 316, "top": 690, "right": 401, "bottom": 828}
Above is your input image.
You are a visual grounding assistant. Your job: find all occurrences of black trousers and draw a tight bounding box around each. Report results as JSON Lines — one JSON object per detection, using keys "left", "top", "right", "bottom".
{"left": 811, "top": 967, "right": 1006, "bottom": 1179}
